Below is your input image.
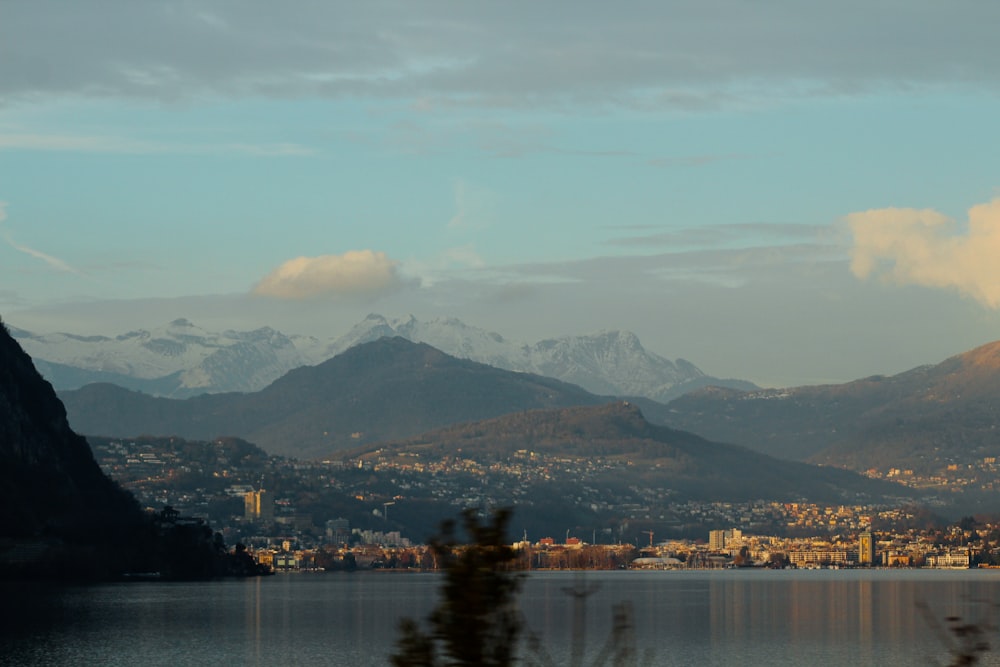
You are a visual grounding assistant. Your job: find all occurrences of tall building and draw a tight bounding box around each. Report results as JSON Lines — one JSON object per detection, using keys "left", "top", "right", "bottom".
{"left": 244, "top": 489, "right": 274, "bottom": 524}
{"left": 858, "top": 530, "right": 876, "bottom": 565}
{"left": 709, "top": 528, "right": 743, "bottom": 551}
{"left": 709, "top": 530, "right": 727, "bottom": 551}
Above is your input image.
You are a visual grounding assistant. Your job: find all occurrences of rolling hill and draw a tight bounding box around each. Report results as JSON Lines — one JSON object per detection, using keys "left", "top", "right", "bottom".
{"left": 344, "top": 401, "right": 912, "bottom": 506}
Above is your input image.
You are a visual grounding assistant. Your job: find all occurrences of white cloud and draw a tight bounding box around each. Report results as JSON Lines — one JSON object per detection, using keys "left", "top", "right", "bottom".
{"left": 847, "top": 199, "right": 1000, "bottom": 308}
{"left": 252, "top": 250, "right": 408, "bottom": 300}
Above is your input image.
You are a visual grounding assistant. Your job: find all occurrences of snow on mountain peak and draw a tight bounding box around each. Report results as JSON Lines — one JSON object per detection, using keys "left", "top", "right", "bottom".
{"left": 11, "top": 314, "right": 748, "bottom": 402}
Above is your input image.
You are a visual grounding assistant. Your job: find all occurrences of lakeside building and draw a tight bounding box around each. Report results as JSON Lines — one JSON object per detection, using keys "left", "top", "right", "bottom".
{"left": 788, "top": 549, "right": 851, "bottom": 568}
{"left": 926, "top": 550, "right": 971, "bottom": 568}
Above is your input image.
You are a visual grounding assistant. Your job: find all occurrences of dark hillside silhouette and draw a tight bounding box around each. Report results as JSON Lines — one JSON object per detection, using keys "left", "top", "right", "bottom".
{"left": 0, "top": 316, "right": 139, "bottom": 533}
{"left": 0, "top": 316, "right": 252, "bottom": 580}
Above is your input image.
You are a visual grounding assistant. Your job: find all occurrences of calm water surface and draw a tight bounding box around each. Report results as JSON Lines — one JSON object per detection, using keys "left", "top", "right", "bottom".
{"left": 3, "top": 569, "right": 1000, "bottom": 666}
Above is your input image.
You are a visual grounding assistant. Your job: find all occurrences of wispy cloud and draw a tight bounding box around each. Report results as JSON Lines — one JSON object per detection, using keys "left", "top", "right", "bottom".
{"left": 447, "top": 180, "right": 496, "bottom": 230}
{"left": 447, "top": 240, "right": 844, "bottom": 294}
{"left": 0, "top": 201, "right": 83, "bottom": 275}
{"left": 605, "top": 222, "right": 830, "bottom": 250}
{"left": 252, "top": 250, "right": 410, "bottom": 300}
{"left": 401, "top": 245, "right": 487, "bottom": 289}
{"left": 848, "top": 198, "right": 1000, "bottom": 308}
{"left": 386, "top": 119, "right": 635, "bottom": 160}
{"left": 647, "top": 153, "right": 755, "bottom": 168}
{"left": 0, "top": 133, "right": 315, "bottom": 156}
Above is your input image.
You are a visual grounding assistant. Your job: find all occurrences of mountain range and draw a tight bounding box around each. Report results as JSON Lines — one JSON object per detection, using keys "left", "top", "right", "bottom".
{"left": 59, "top": 337, "right": 620, "bottom": 459}
{"left": 663, "top": 339, "right": 1000, "bottom": 473}
{"left": 57, "top": 332, "right": 915, "bottom": 511}
{"left": 11, "top": 314, "right": 756, "bottom": 402}
{"left": 8, "top": 318, "right": 317, "bottom": 397}
{"left": 57, "top": 331, "right": 1000, "bottom": 481}
{"left": 19, "top": 306, "right": 1000, "bottom": 488}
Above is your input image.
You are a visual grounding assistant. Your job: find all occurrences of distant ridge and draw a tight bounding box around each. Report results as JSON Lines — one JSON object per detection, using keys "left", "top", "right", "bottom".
{"left": 665, "top": 339, "right": 1000, "bottom": 472}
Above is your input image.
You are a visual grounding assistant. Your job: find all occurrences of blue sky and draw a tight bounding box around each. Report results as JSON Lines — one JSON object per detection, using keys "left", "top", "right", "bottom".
{"left": 3, "top": 1, "right": 1000, "bottom": 387}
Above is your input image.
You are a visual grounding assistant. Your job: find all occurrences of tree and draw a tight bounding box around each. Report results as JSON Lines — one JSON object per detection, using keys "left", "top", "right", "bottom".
{"left": 768, "top": 552, "right": 789, "bottom": 569}
{"left": 392, "top": 508, "right": 521, "bottom": 667}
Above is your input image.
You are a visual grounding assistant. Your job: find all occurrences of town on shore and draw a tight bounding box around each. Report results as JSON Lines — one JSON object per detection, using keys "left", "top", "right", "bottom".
{"left": 237, "top": 521, "right": 990, "bottom": 574}
{"left": 88, "top": 434, "right": 1000, "bottom": 575}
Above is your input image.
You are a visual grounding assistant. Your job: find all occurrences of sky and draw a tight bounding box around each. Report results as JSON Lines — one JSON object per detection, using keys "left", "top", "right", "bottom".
{"left": 3, "top": 1, "right": 1000, "bottom": 388}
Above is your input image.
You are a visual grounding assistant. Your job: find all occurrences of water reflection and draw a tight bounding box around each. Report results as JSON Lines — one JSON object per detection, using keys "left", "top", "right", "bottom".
{"left": 523, "top": 570, "right": 1000, "bottom": 666}
{"left": 2, "top": 571, "right": 999, "bottom": 666}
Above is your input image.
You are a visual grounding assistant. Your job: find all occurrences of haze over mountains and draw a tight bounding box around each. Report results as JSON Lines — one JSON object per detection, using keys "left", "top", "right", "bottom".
{"left": 11, "top": 314, "right": 756, "bottom": 402}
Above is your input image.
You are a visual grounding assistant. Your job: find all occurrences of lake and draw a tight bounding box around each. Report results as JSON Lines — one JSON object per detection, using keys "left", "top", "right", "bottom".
{"left": 3, "top": 569, "right": 1000, "bottom": 666}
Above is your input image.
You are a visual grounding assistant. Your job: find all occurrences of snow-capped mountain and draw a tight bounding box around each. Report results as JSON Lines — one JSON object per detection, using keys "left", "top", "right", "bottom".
{"left": 324, "top": 314, "right": 754, "bottom": 402}
{"left": 324, "top": 314, "right": 517, "bottom": 370}
{"left": 11, "top": 314, "right": 756, "bottom": 401}
{"left": 525, "top": 330, "right": 709, "bottom": 400}
{"left": 11, "top": 318, "right": 315, "bottom": 397}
